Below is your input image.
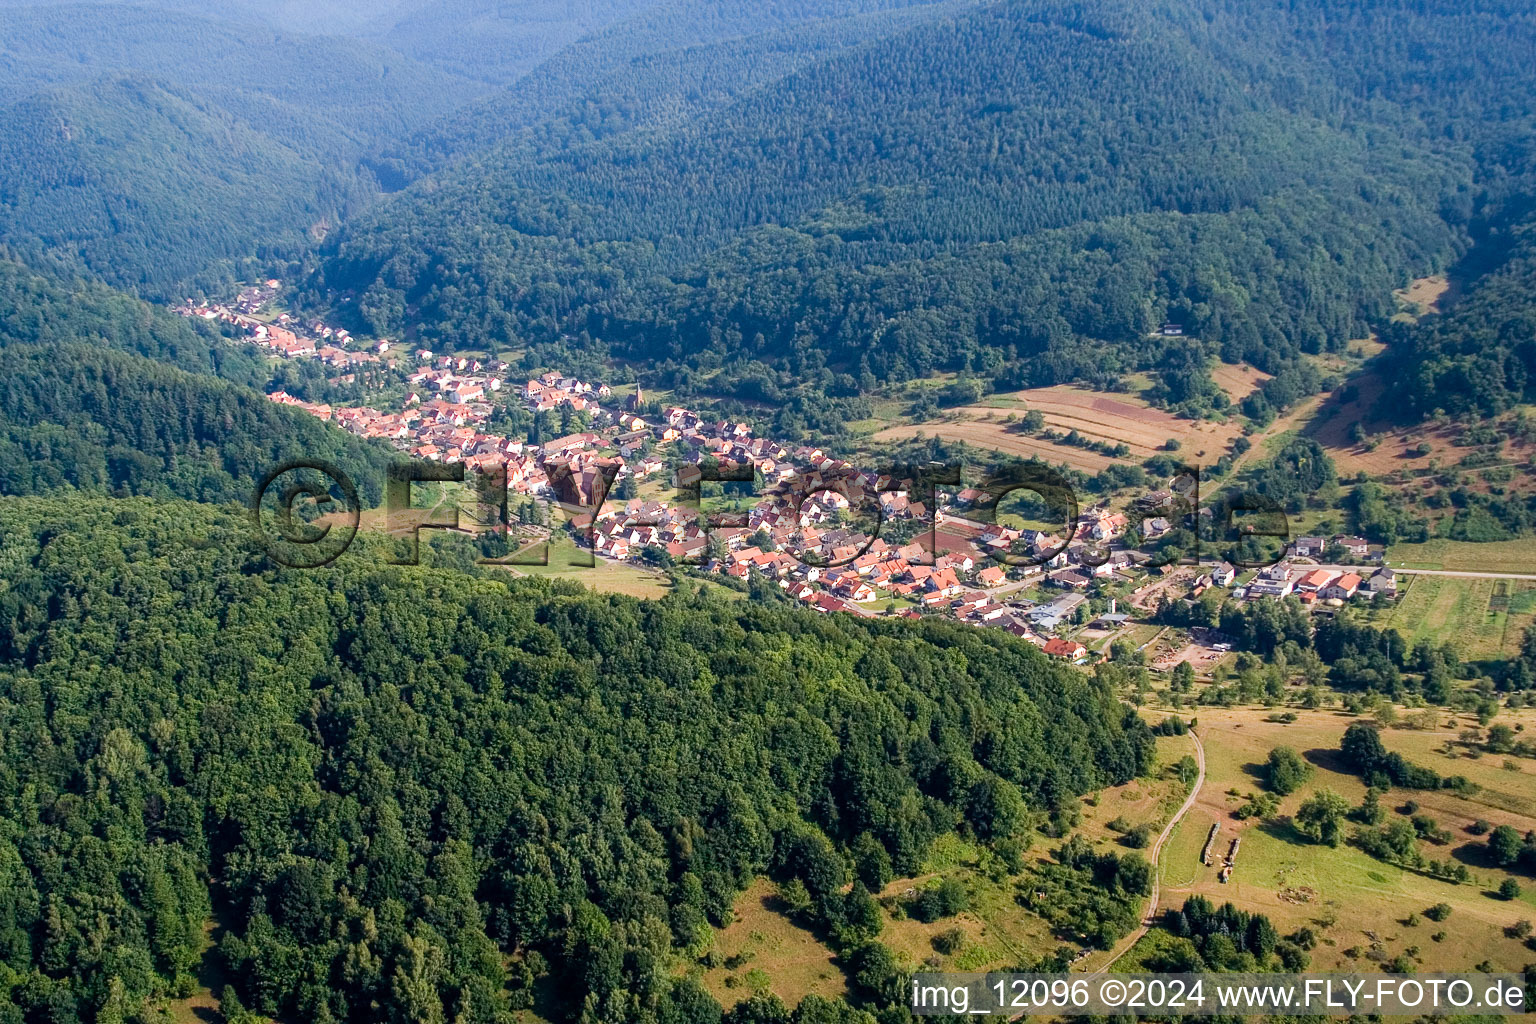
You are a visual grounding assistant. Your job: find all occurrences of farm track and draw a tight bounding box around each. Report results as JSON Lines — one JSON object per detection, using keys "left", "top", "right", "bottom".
{"left": 1099, "top": 729, "right": 1207, "bottom": 971}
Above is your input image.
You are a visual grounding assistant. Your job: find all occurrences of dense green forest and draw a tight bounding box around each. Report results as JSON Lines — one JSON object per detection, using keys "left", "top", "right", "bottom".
{"left": 1153, "top": 897, "right": 1307, "bottom": 973}
{"left": 1383, "top": 203, "right": 1536, "bottom": 420}
{"left": 302, "top": 0, "right": 1536, "bottom": 420}
{"left": 0, "top": 1, "right": 957, "bottom": 298}
{"left": 0, "top": 0, "right": 651, "bottom": 69}
{"left": 0, "top": 76, "right": 382, "bottom": 297}
{"left": 4, "top": 4, "right": 1536, "bottom": 1018}
{"left": 0, "top": 0, "right": 663, "bottom": 85}
{"left": 0, "top": 262, "right": 264, "bottom": 386}
{"left": 0, "top": 496, "right": 1153, "bottom": 1024}
{"left": 377, "top": 0, "right": 660, "bottom": 86}
{"left": 0, "top": 344, "right": 395, "bottom": 503}
{"left": 0, "top": 261, "right": 394, "bottom": 502}
{"left": 0, "top": 0, "right": 408, "bottom": 36}
{"left": 0, "top": 5, "right": 480, "bottom": 137}
{"left": 371, "top": 0, "right": 959, "bottom": 182}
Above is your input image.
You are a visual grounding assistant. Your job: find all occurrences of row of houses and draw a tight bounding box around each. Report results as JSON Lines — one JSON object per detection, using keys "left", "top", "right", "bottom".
{"left": 580, "top": 441, "right": 1093, "bottom": 637}
{"left": 273, "top": 357, "right": 1234, "bottom": 641}
{"left": 269, "top": 352, "right": 1398, "bottom": 643}
{"left": 179, "top": 283, "right": 1409, "bottom": 642}
{"left": 1244, "top": 563, "right": 1397, "bottom": 602}
{"left": 1291, "top": 534, "right": 1377, "bottom": 561}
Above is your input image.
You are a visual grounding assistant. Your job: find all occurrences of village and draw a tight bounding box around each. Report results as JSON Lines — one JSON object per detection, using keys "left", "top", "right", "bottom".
{"left": 178, "top": 288, "right": 1401, "bottom": 662}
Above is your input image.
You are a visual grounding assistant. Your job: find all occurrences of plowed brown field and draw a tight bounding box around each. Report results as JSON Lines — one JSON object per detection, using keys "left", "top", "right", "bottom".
{"left": 872, "top": 385, "right": 1245, "bottom": 472}
{"left": 1211, "top": 362, "right": 1270, "bottom": 403}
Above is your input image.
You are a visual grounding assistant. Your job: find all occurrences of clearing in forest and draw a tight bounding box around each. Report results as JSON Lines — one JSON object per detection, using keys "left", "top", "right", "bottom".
{"left": 1394, "top": 275, "right": 1455, "bottom": 320}
{"left": 1211, "top": 363, "right": 1271, "bottom": 405}
{"left": 870, "top": 385, "right": 1245, "bottom": 471}
{"left": 698, "top": 879, "right": 850, "bottom": 1009}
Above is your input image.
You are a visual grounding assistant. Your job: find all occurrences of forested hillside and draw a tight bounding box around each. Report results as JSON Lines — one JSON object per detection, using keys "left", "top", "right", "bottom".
{"left": 0, "top": 496, "right": 1153, "bottom": 1024}
{"left": 0, "top": 345, "right": 396, "bottom": 502}
{"left": 377, "top": 0, "right": 655, "bottom": 85}
{"left": 304, "top": 0, "right": 1536, "bottom": 421}
{"left": 0, "top": 1, "right": 963, "bottom": 294}
{"left": 0, "top": 77, "right": 382, "bottom": 296}
{"left": 0, "top": 4, "right": 488, "bottom": 296}
{"left": 373, "top": 0, "right": 960, "bottom": 182}
{"left": 0, "top": 261, "right": 264, "bottom": 386}
{"left": 0, "top": 5, "right": 481, "bottom": 136}
{"left": 0, "top": 0, "right": 398, "bottom": 35}
{"left": 1, "top": 0, "right": 864, "bottom": 96}
{"left": 5, "top": 6, "right": 1536, "bottom": 1023}
{"left": 0, "top": 0, "right": 654, "bottom": 84}
{"left": 0, "top": 262, "right": 394, "bottom": 501}
{"left": 1384, "top": 203, "right": 1536, "bottom": 420}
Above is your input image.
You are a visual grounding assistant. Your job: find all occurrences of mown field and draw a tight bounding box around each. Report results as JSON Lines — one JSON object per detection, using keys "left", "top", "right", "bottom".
{"left": 695, "top": 878, "right": 851, "bottom": 1008}
{"left": 1210, "top": 363, "right": 1270, "bottom": 404}
{"left": 1158, "top": 803, "right": 1222, "bottom": 892}
{"left": 505, "top": 536, "right": 673, "bottom": 598}
{"left": 347, "top": 492, "right": 677, "bottom": 599}
{"left": 868, "top": 384, "right": 1245, "bottom": 473}
{"left": 1389, "top": 538, "right": 1536, "bottom": 574}
{"left": 1371, "top": 574, "right": 1536, "bottom": 660}
{"left": 1393, "top": 274, "right": 1453, "bottom": 320}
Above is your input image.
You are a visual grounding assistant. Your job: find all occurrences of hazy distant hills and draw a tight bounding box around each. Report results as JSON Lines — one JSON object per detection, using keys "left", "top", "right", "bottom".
{"left": 0, "top": 0, "right": 939, "bottom": 295}
{"left": 0, "top": 76, "right": 381, "bottom": 294}
{"left": 0, "top": 0, "right": 819, "bottom": 87}
{"left": 377, "top": 0, "right": 657, "bottom": 84}
{"left": 373, "top": 0, "right": 960, "bottom": 182}
{"left": 3, "top": 0, "right": 1535, "bottom": 426}
{"left": 0, "top": 0, "right": 413, "bottom": 34}
{"left": 0, "top": 0, "right": 658, "bottom": 82}
{"left": 0, "top": 4, "right": 486, "bottom": 125}
{"left": 300, "top": 0, "right": 1533, "bottom": 411}
{"left": 0, "top": 2, "right": 492, "bottom": 294}
{"left": 349, "top": 0, "right": 1536, "bottom": 260}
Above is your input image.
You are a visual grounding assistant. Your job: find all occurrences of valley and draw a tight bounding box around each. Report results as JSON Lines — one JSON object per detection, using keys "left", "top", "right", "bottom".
{"left": 3, "top": 1, "right": 1536, "bottom": 1022}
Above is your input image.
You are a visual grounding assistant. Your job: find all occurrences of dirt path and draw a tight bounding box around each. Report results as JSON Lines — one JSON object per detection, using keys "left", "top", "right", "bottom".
{"left": 1098, "top": 728, "right": 1206, "bottom": 971}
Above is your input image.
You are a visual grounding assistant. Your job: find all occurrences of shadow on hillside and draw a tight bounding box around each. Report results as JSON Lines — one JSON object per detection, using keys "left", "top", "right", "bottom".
{"left": 1257, "top": 817, "right": 1308, "bottom": 848}
{"left": 1300, "top": 747, "right": 1351, "bottom": 775}
{"left": 1450, "top": 841, "right": 1496, "bottom": 869}
{"left": 1240, "top": 760, "right": 1267, "bottom": 785}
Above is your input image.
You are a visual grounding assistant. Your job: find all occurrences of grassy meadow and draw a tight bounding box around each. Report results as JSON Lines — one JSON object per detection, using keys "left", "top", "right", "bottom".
{"left": 1118, "top": 706, "right": 1536, "bottom": 974}
{"left": 1371, "top": 574, "right": 1536, "bottom": 660}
